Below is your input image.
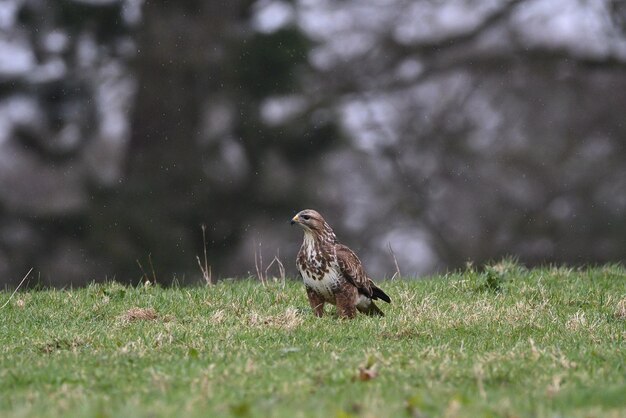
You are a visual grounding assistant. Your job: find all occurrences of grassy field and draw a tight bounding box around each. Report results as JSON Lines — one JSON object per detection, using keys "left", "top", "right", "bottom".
{"left": 1, "top": 263, "right": 625, "bottom": 417}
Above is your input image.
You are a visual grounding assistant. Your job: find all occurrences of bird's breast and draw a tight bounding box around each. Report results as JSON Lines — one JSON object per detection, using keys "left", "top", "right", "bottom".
{"left": 298, "top": 239, "right": 334, "bottom": 275}
{"left": 297, "top": 237, "right": 340, "bottom": 302}
{"left": 301, "top": 267, "right": 341, "bottom": 303}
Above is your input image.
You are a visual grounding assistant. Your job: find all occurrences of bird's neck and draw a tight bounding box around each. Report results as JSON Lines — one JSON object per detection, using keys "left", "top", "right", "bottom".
{"left": 302, "top": 232, "right": 316, "bottom": 250}
{"left": 302, "top": 228, "right": 337, "bottom": 249}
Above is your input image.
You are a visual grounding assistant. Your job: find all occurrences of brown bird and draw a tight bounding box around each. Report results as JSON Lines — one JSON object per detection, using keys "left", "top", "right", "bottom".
{"left": 291, "top": 209, "right": 391, "bottom": 318}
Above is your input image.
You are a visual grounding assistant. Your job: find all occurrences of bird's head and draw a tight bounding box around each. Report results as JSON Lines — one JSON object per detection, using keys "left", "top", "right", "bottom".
{"left": 291, "top": 209, "right": 336, "bottom": 240}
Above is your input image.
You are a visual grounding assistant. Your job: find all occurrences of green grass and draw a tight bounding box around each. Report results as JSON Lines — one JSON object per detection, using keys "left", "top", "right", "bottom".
{"left": 1, "top": 263, "right": 625, "bottom": 417}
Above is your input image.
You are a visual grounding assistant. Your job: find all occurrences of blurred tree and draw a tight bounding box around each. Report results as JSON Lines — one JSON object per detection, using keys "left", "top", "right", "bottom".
{"left": 0, "top": 0, "right": 337, "bottom": 285}
{"left": 91, "top": 0, "right": 337, "bottom": 282}
{"left": 1, "top": 0, "right": 625, "bottom": 286}
{"left": 294, "top": 0, "right": 626, "bottom": 273}
{"left": 0, "top": 0, "right": 135, "bottom": 285}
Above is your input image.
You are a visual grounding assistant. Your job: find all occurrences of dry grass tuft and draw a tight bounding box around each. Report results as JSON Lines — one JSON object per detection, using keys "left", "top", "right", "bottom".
{"left": 120, "top": 307, "right": 159, "bottom": 322}
{"left": 356, "top": 365, "right": 378, "bottom": 381}
{"left": 196, "top": 224, "right": 213, "bottom": 285}
{"left": 210, "top": 309, "right": 227, "bottom": 325}
{"left": 615, "top": 297, "right": 626, "bottom": 320}
{"left": 546, "top": 374, "right": 564, "bottom": 398}
{"left": 248, "top": 307, "right": 302, "bottom": 330}
{"left": 565, "top": 311, "right": 587, "bottom": 331}
{"left": 355, "top": 354, "right": 379, "bottom": 382}
{"left": 566, "top": 311, "right": 600, "bottom": 333}
{"left": 0, "top": 267, "right": 33, "bottom": 310}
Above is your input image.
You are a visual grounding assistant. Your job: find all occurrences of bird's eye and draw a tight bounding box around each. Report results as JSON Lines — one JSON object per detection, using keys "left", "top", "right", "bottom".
{"left": 302, "top": 215, "right": 311, "bottom": 220}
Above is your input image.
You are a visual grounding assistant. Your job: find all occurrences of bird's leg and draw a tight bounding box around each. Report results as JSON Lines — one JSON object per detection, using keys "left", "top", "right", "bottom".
{"left": 335, "top": 285, "right": 357, "bottom": 319}
{"left": 306, "top": 287, "right": 325, "bottom": 317}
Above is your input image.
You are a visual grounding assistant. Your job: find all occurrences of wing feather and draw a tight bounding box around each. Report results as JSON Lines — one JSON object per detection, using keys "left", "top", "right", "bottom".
{"left": 336, "top": 243, "right": 391, "bottom": 303}
{"left": 335, "top": 243, "right": 373, "bottom": 297}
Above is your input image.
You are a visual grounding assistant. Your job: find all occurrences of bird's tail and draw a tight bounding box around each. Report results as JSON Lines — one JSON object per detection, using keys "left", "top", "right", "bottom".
{"left": 371, "top": 283, "right": 391, "bottom": 303}
{"left": 360, "top": 301, "right": 385, "bottom": 317}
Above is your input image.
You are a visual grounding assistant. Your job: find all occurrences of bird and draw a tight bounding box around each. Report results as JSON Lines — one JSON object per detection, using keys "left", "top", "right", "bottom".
{"left": 291, "top": 209, "right": 391, "bottom": 318}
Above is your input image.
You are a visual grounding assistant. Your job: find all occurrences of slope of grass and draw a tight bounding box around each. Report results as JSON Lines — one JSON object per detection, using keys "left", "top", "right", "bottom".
{"left": 1, "top": 264, "right": 625, "bottom": 417}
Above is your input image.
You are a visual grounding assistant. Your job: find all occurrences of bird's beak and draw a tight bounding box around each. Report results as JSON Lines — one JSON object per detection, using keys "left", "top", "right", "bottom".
{"left": 291, "top": 214, "right": 299, "bottom": 225}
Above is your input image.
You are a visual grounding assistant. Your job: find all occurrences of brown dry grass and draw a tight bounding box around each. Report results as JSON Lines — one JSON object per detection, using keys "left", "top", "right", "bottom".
{"left": 615, "top": 297, "right": 626, "bottom": 320}
{"left": 120, "top": 307, "right": 159, "bottom": 322}
{"left": 247, "top": 306, "right": 302, "bottom": 330}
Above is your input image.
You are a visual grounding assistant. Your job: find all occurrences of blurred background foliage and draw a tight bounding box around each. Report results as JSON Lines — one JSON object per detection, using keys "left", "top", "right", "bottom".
{"left": 1, "top": 0, "right": 625, "bottom": 286}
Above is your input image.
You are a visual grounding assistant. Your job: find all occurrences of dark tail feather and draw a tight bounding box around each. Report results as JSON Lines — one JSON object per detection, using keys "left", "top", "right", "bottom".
{"left": 371, "top": 284, "right": 391, "bottom": 303}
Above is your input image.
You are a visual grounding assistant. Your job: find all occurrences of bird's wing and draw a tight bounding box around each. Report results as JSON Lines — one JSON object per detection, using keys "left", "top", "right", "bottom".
{"left": 336, "top": 243, "right": 391, "bottom": 303}
{"left": 335, "top": 243, "right": 373, "bottom": 297}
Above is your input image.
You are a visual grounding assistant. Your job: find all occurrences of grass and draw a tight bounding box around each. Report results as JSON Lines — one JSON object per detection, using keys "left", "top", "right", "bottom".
{"left": 1, "top": 263, "right": 625, "bottom": 417}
